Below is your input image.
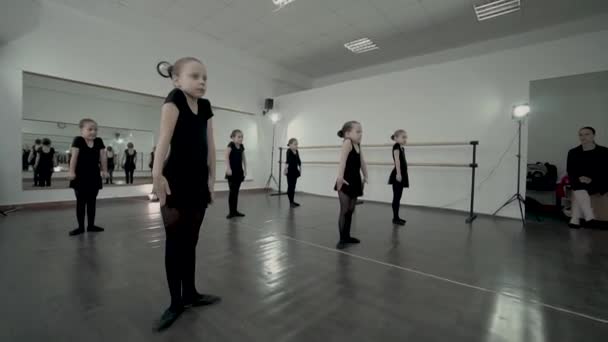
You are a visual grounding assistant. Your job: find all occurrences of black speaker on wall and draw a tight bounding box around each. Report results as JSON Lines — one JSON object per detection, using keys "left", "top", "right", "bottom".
{"left": 263, "top": 98, "right": 274, "bottom": 114}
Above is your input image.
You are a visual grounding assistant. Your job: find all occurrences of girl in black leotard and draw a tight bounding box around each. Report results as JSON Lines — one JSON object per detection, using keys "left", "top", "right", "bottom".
{"left": 334, "top": 121, "right": 368, "bottom": 250}
{"left": 153, "top": 57, "right": 220, "bottom": 331}
{"left": 106, "top": 146, "right": 115, "bottom": 184}
{"left": 225, "top": 129, "right": 247, "bottom": 218}
{"left": 122, "top": 142, "right": 137, "bottom": 184}
{"left": 35, "top": 138, "right": 57, "bottom": 187}
{"left": 284, "top": 138, "right": 302, "bottom": 208}
{"left": 388, "top": 130, "right": 409, "bottom": 225}
{"left": 68, "top": 119, "right": 108, "bottom": 236}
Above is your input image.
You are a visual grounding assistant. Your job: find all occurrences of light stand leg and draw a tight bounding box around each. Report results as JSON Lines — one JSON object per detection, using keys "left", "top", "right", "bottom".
{"left": 265, "top": 124, "right": 279, "bottom": 190}
{"left": 493, "top": 120, "right": 526, "bottom": 225}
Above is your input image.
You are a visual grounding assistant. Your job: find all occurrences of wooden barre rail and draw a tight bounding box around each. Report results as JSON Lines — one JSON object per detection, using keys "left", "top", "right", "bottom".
{"left": 274, "top": 142, "right": 479, "bottom": 224}
{"left": 297, "top": 141, "right": 476, "bottom": 150}
{"left": 299, "top": 161, "right": 470, "bottom": 168}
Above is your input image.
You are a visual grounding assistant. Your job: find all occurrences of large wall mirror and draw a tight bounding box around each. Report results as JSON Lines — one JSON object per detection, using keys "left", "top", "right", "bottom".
{"left": 22, "top": 73, "right": 160, "bottom": 190}
{"left": 527, "top": 70, "right": 608, "bottom": 225}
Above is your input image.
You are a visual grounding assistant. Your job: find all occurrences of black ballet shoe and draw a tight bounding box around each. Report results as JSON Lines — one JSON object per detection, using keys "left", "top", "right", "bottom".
{"left": 336, "top": 241, "right": 348, "bottom": 250}
{"left": 392, "top": 218, "right": 406, "bottom": 225}
{"left": 183, "top": 293, "right": 221, "bottom": 308}
{"left": 226, "top": 213, "right": 237, "bottom": 219}
{"left": 87, "top": 226, "right": 105, "bottom": 232}
{"left": 155, "top": 306, "right": 184, "bottom": 332}
{"left": 292, "top": 202, "right": 301, "bottom": 207}
{"left": 235, "top": 212, "right": 246, "bottom": 217}
{"left": 345, "top": 237, "right": 360, "bottom": 244}
{"left": 69, "top": 228, "right": 85, "bottom": 236}
{"left": 568, "top": 223, "right": 581, "bottom": 229}
{"left": 290, "top": 203, "right": 297, "bottom": 208}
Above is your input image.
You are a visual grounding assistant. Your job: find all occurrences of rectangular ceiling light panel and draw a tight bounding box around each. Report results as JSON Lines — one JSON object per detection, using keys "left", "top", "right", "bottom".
{"left": 474, "top": 0, "right": 521, "bottom": 21}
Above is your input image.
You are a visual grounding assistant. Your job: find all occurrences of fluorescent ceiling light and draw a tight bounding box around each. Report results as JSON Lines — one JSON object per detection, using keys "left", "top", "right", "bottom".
{"left": 474, "top": 0, "right": 520, "bottom": 21}
{"left": 344, "top": 38, "right": 379, "bottom": 54}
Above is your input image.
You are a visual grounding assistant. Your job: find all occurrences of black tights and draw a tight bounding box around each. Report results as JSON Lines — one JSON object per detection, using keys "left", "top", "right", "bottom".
{"left": 392, "top": 183, "right": 404, "bottom": 220}
{"left": 287, "top": 176, "right": 298, "bottom": 203}
{"left": 228, "top": 180, "right": 242, "bottom": 214}
{"left": 125, "top": 169, "right": 134, "bottom": 184}
{"left": 75, "top": 189, "right": 99, "bottom": 229}
{"left": 162, "top": 205, "right": 206, "bottom": 309}
{"left": 338, "top": 191, "right": 357, "bottom": 241}
{"left": 106, "top": 170, "right": 114, "bottom": 184}
{"left": 38, "top": 171, "right": 52, "bottom": 187}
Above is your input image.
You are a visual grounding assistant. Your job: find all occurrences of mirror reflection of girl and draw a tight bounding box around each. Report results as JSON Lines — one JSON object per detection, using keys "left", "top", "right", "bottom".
{"left": 388, "top": 130, "right": 409, "bottom": 225}
{"left": 566, "top": 126, "right": 608, "bottom": 229}
{"left": 68, "top": 118, "right": 108, "bottom": 236}
{"left": 122, "top": 142, "right": 137, "bottom": 184}
{"left": 225, "top": 129, "right": 247, "bottom": 218}
{"left": 284, "top": 138, "right": 302, "bottom": 208}
{"left": 153, "top": 57, "right": 220, "bottom": 331}
{"left": 334, "top": 121, "right": 368, "bottom": 250}
{"left": 34, "top": 138, "right": 57, "bottom": 187}
{"left": 29, "top": 139, "right": 42, "bottom": 186}
{"left": 106, "top": 146, "right": 115, "bottom": 184}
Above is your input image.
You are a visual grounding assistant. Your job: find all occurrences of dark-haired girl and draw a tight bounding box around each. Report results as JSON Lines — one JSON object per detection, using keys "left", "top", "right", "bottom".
{"left": 35, "top": 138, "right": 57, "bottom": 187}
{"left": 225, "top": 129, "right": 247, "bottom": 218}
{"left": 284, "top": 138, "right": 302, "bottom": 208}
{"left": 334, "top": 121, "right": 368, "bottom": 250}
{"left": 122, "top": 142, "right": 137, "bottom": 184}
{"left": 388, "top": 130, "right": 409, "bottom": 225}
{"left": 68, "top": 119, "right": 108, "bottom": 236}
{"left": 153, "top": 57, "right": 220, "bottom": 331}
{"left": 106, "top": 146, "right": 115, "bottom": 184}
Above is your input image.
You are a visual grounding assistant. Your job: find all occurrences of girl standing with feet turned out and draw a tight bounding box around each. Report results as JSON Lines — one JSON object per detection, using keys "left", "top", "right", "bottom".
{"left": 225, "top": 129, "right": 247, "bottom": 219}
{"left": 68, "top": 119, "right": 108, "bottom": 236}
{"left": 334, "top": 121, "right": 368, "bottom": 250}
{"left": 153, "top": 57, "right": 220, "bottom": 331}
{"left": 284, "top": 138, "right": 302, "bottom": 208}
{"left": 388, "top": 130, "right": 409, "bottom": 225}
{"left": 106, "top": 146, "right": 115, "bottom": 184}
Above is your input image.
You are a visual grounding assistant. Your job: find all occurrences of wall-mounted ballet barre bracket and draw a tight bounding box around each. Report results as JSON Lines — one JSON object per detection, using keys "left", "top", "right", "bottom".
{"left": 274, "top": 141, "right": 479, "bottom": 223}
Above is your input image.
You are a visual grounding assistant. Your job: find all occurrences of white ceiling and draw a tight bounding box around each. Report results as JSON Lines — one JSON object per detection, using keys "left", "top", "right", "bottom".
{"left": 47, "top": 0, "right": 608, "bottom": 78}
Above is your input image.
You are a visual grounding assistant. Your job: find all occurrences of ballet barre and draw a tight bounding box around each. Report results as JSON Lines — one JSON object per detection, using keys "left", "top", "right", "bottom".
{"left": 275, "top": 141, "right": 479, "bottom": 223}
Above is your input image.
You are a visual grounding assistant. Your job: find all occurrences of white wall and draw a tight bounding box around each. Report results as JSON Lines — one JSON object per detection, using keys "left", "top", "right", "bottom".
{"left": 528, "top": 71, "right": 608, "bottom": 177}
{"left": 275, "top": 29, "right": 608, "bottom": 218}
{"left": 0, "top": 0, "right": 311, "bottom": 206}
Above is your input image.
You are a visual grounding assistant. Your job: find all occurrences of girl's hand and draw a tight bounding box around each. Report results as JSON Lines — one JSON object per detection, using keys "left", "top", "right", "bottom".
{"left": 336, "top": 176, "right": 349, "bottom": 191}
{"left": 226, "top": 168, "right": 232, "bottom": 176}
{"left": 153, "top": 176, "right": 172, "bottom": 206}
{"left": 284, "top": 168, "right": 288, "bottom": 176}
{"left": 396, "top": 174, "right": 402, "bottom": 182}
{"left": 68, "top": 172, "right": 76, "bottom": 181}
{"left": 208, "top": 178, "right": 215, "bottom": 204}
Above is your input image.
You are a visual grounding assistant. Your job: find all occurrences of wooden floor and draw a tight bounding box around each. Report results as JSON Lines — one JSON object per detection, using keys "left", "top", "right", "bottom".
{"left": 1, "top": 192, "right": 607, "bottom": 341}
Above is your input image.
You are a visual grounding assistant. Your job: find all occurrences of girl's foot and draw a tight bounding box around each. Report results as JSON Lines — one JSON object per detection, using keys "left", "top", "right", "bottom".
{"left": 69, "top": 227, "right": 85, "bottom": 236}
{"left": 87, "top": 226, "right": 105, "bottom": 232}
{"left": 155, "top": 306, "right": 184, "bottom": 332}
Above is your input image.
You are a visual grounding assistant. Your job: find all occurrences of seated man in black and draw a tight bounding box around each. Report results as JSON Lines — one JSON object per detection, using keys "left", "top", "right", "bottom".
{"left": 566, "top": 126, "right": 608, "bottom": 228}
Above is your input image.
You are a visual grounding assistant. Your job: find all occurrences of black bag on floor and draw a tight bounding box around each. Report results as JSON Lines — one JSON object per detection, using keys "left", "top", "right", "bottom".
{"left": 527, "top": 162, "right": 557, "bottom": 191}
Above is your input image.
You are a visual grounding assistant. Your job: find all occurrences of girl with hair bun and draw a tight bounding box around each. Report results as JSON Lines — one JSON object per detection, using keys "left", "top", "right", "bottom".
{"left": 388, "top": 129, "right": 409, "bottom": 225}
{"left": 334, "top": 120, "right": 368, "bottom": 250}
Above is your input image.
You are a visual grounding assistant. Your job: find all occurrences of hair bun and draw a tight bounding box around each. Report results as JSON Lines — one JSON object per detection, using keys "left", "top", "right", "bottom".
{"left": 337, "top": 130, "right": 344, "bottom": 138}
{"left": 390, "top": 134, "right": 395, "bottom": 140}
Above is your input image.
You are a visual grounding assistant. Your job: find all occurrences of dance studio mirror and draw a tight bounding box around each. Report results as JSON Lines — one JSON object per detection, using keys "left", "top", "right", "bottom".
{"left": 21, "top": 73, "right": 160, "bottom": 190}
{"left": 527, "top": 70, "right": 608, "bottom": 225}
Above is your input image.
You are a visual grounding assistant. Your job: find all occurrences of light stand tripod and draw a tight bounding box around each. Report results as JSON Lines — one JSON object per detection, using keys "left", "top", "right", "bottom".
{"left": 493, "top": 118, "right": 526, "bottom": 225}
{"left": 264, "top": 123, "right": 279, "bottom": 191}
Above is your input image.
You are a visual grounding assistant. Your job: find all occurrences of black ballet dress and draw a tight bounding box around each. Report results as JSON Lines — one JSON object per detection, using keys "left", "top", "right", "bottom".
{"left": 388, "top": 143, "right": 409, "bottom": 188}
{"left": 162, "top": 88, "right": 214, "bottom": 209}
{"left": 334, "top": 140, "right": 363, "bottom": 198}
{"left": 225, "top": 142, "right": 245, "bottom": 182}
{"left": 70, "top": 137, "right": 105, "bottom": 191}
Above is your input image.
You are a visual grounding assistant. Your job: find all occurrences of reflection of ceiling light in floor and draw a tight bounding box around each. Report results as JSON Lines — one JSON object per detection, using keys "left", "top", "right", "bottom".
{"left": 344, "top": 38, "right": 379, "bottom": 54}
{"left": 273, "top": 0, "right": 296, "bottom": 11}
{"left": 474, "top": 0, "right": 521, "bottom": 21}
